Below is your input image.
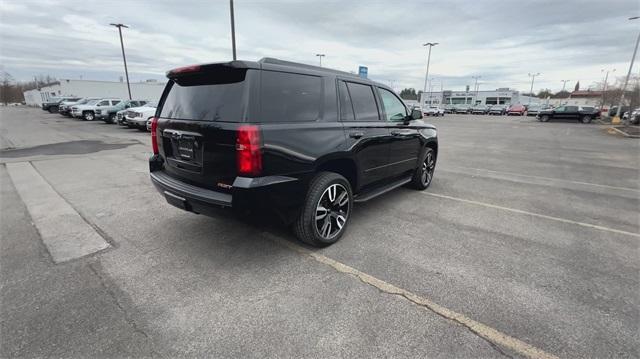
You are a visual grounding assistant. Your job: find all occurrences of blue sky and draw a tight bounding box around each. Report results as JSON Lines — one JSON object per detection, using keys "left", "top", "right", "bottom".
{"left": 1, "top": 0, "right": 638, "bottom": 93}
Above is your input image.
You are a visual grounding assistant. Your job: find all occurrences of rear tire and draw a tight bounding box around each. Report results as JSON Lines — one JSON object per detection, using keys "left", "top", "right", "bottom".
{"left": 293, "top": 172, "right": 352, "bottom": 247}
{"left": 409, "top": 148, "right": 436, "bottom": 190}
{"left": 108, "top": 113, "right": 116, "bottom": 124}
{"left": 581, "top": 115, "right": 592, "bottom": 124}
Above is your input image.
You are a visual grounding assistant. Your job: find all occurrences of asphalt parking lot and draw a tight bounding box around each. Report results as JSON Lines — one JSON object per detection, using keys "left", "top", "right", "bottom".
{"left": 1, "top": 106, "right": 638, "bottom": 358}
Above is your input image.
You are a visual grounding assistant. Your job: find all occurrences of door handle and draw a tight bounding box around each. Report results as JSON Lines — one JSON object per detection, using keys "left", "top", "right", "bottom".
{"left": 349, "top": 131, "right": 364, "bottom": 139}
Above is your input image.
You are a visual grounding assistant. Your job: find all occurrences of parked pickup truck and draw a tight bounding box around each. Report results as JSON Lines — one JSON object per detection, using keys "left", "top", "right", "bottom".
{"left": 71, "top": 98, "right": 123, "bottom": 121}
{"left": 96, "top": 99, "right": 148, "bottom": 123}
{"left": 536, "top": 105, "right": 597, "bottom": 124}
{"left": 42, "top": 97, "right": 80, "bottom": 113}
{"left": 59, "top": 97, "right": 99, "bottom": 116}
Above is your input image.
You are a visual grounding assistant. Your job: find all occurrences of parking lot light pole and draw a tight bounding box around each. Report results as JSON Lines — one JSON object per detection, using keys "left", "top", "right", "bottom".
{"left": 472, "top": 76, "right": 481, "bottom": 104}
{"left": 422, "top": 42, "right": 438, "bottom": 106}
{"left": 613, "top": 16, "right": 640, "bottom": 125}
{"left": 527, "top": 73, "right": 540, "bottom": 105}
{"left": 229, "top": 0, "right": 237, "bottom": 60}
{"left": 109, "top": 23, "right": 132, "bottom": 100}
{"left": 560, "top": 79, "right": 570, "bottom": 92}
{"left": 316, "top": 54, "right": 325, "bottom": 67}
{"left": 600, "top": 69, "right": 615, "bottom": 111}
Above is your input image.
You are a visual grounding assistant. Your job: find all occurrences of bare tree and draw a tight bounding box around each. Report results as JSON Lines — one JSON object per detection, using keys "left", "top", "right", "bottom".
{"left": 1, "top": 71, "right": 14, "bottom": 105}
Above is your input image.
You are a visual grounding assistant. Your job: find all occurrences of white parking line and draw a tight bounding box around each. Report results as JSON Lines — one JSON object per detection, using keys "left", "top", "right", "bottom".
{"left": 265, "top": 233, "right": 559, "bottom": 359}
{"left": 6, "top": 162, "right": 110, "bottom": 263}
{"left": 442, "top": 165, "right": 640, "bottom": 193}
{"left": 423, "top": 192, "right": 640, "bottom": 238}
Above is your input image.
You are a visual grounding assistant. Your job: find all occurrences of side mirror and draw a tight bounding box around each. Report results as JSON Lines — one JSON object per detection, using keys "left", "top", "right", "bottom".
{"left": 411, "top": 108, "right": 423, "bottom": 120}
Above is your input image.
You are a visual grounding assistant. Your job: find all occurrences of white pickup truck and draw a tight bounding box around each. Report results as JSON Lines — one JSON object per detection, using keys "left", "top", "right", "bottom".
{"left": 71, "top": 98, "right": 123, "bottom": 121}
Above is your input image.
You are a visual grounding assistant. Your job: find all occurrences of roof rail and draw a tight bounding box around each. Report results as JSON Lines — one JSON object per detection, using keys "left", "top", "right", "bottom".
{"left": 259, "top": 57, "right": 358, "bottom": 77}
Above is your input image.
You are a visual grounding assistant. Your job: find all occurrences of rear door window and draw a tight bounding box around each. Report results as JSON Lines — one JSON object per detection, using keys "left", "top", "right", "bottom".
{"left": 338, "top": 81, "right": 355, "bottom": 122}
{"left": 260, "top": 71, "right": 322, "bottom": 123}
{"left": 346, "top": 82, "right": 379, "bottom": 121}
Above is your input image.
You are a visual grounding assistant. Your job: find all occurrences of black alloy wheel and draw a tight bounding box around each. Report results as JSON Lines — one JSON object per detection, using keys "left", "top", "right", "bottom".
{"left": 293, "top": 172, "right": 353, "bottom": 247}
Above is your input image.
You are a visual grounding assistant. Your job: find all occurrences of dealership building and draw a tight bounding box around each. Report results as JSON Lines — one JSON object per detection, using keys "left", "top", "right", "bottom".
{"left": 23, "top": 79, "right": 166, "bottom": 107}
{"left": 420, "top": 88, "right": 540, "bottom": 106}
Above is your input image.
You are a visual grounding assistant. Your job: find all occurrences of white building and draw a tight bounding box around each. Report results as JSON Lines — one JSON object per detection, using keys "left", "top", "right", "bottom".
{"left": 23, "top": 79, "right": 166, "bottom": 107}
{"left": 546, "top": 91, "right": 602, "bottom": 107}
{"left": 420, "top": 88, "right": 540, "bottom": 107}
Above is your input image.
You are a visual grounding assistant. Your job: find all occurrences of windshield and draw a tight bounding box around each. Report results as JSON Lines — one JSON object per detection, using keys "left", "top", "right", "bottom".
{"left": 85, "top": 99, "right": 99, "bottom": 105}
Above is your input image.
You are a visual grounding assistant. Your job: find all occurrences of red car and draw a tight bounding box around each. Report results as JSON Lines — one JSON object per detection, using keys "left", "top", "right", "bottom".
{"left": 507, "top": 104, "right": 526, "bottom": 116}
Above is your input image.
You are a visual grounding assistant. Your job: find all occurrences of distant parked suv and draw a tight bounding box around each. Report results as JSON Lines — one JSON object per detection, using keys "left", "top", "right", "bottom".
{"left": 423, "top": 105, "right": 445, "bottom": 116}
{"left": 71, "top": 98, "right": 122, "bottom": 121}
{"left": 97, "top": 99, "right": 147, "bottom": 123}
{"left": 536, "top": 105, "right": 597, "bottom": 123}
{"left": 470, "top": 104, "right": 490, "bottom": 115}
{"left": 507, "top": 104, "right": 526, "bottom": 116}
{"left": 453, "top": 104, "right": 471, "bottom": 114}
{"left": 488, "top": 105, "right": 506, "bottom": 115}
{"left": 149, "top": 58, "right": 438, "bottom": 246}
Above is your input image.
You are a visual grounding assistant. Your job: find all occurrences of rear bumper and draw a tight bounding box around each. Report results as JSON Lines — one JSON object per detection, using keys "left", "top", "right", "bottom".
{"left": 149, "top": 160, "right": 302, "bottom": 220}
{"left": 151, "top": 170, "right": 233, "bottom": 209}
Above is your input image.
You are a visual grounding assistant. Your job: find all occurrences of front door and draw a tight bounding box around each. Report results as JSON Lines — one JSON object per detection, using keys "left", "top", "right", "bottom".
{"left": 378, "top": 87, "right": 421, "bottom": 176}
{"left": 339, "top": 80, "right": 392, "bottom": 189}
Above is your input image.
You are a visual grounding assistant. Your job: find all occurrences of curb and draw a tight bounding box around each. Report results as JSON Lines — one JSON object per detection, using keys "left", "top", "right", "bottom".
{"left": 608, "top": 127, "right": 640, "bottom": 138}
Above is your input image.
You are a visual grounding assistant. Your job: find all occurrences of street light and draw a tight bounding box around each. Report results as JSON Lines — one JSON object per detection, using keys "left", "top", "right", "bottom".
{"left": 527, "top": 72, "right": 540, "bottom": 105}
{"left": 559, "top": 79, "right": 571, "bottom": 106}
{"left": 422, "top": 42, "right": 438, "bottom": 105}
{"left": 472, "top": 75, "right": 481, "bottom": 104}
{"left": 600, "top": 68, "right": 615, "bottom": 111}
{"left": 109, "top": 23, "right": 131, "bottom": 100}
{"left": 229, "top": 0, "right": 237, "bottom": 60}
{"left": 316, "top": 54, "right": 325, "bottom": 67}
{"left": 613, "top": 16, "right": 640, "bottom": 124}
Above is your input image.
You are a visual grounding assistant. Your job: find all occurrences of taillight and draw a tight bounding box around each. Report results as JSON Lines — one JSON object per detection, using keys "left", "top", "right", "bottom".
{"left": 151, "top": 117, "right": 159, "bottom": 154}
{"left": 236, "top": 125, "right": 262, "bottom": 176}
{"left": 167, "top": 64, "right": 201, "bottom": 76}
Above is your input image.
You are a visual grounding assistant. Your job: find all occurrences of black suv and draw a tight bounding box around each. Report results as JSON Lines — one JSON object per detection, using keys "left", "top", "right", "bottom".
{"left": 149, "top": 58, "right": 438, "bottom": 246}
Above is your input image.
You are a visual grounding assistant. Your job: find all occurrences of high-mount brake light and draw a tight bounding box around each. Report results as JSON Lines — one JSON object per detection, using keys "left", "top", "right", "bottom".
{"left": 151, "top": 117, "right": 159, "bottom": 154}
{"left": 169, "top": 65, "right": 201, "bottom": 75}
{"left": 236, "top": 125, "right": 262, "bottom": 176}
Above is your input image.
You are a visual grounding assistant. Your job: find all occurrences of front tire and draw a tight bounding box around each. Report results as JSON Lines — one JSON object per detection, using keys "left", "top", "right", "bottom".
{"left": 293, "top": 172, "right": 352, "bottom": 247}
{"left": 540, "top": 115, "right": 550, "bottom": 122}
{"left": 83, "top": 111, "right": 95, "bottom": 121}
{"left": 410, "top": 148, "right": 436, "bottom": 190}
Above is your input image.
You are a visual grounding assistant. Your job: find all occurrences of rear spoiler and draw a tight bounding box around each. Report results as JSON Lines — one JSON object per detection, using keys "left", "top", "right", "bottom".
{"left": 166, "top": 61, "right": 260, "bottom": 79}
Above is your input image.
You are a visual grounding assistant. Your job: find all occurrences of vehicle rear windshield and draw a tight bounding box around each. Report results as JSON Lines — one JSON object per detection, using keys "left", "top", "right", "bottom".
{"left": 159, "top": 69, "right": 247, "bottom": 122}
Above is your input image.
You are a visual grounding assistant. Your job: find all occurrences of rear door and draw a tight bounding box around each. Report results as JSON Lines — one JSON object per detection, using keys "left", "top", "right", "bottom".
{"left": 156, "top": 67, "right": 254, "bottom": 191}
{"left": 339, "top": 80, "right": 392, "bottom": 188}
{"left": 377, "top": 87, "right": 421, "bottom": 176}
{"left": 566, "top": 106, "right": 580, "bottom": 120}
